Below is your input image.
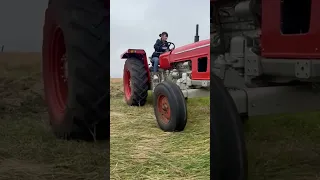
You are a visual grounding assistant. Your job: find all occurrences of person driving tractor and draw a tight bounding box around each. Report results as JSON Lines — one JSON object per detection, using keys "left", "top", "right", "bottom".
{"left": 151, "top": 32, "right": 170, "bottom": 79}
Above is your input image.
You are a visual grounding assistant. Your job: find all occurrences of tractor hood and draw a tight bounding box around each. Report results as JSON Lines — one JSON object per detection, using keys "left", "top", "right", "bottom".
{"left": 169, "top": 39, "right": 210, "bottom": 55}
{"left": 158, "top": 39, "right": 210, "bottom": 69}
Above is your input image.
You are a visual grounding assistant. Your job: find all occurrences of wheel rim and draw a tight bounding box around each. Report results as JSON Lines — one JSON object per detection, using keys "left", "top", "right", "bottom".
{"left": 123, "top": 68, "right": 131, "bottom": 100}
{"left": 157, "top": 95, "right": 171, "bottom": 124}
{"left": 48, "top": 27, "right": 68, "bottom": 122}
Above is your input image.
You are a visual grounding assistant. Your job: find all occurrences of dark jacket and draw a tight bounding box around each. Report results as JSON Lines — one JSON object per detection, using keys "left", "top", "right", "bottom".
{"left": 151, "top": 39, "right": 169, "bottom": 58}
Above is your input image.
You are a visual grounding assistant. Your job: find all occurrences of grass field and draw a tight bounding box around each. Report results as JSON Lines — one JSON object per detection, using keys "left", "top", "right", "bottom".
{"left": 110, "top": 78, "right": 210, "bottom": 179}
{"left": 1, "top": 52, "right": 320, "bottom": 180}
{"left": 246, "top": 113, "right": 320, "bottom": 180}
{"left": 0, "top": 53, "right": 108, "bottom": 180}
{"left": 111, "top": 79, "right": 320, "bottom": 180}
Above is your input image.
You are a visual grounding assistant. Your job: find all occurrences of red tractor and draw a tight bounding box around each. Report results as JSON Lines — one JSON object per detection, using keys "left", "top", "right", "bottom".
{"left": 42, "top": 0, "right": 109, "bottom": 140}
{"left": 121, "top": 25, "right": 210, "bottom": 132}
{"left": 211, "top": 0, "right": 320, "bottom": 179}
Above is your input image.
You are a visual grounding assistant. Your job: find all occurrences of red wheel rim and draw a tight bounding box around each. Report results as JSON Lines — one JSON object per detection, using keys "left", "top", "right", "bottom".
{"left": 46, "top": 27, "right": 68, "bottom": 123}
{"left": 157, "top": 95, "right": 171, "bottom": 124}
{"left": 123, "top": 68, "right": 131, "bottom": 100}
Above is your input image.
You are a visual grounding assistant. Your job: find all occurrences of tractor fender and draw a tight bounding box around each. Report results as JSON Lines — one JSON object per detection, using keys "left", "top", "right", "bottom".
{"left": 120, "top": 49, "right": 151, "bottom": 82}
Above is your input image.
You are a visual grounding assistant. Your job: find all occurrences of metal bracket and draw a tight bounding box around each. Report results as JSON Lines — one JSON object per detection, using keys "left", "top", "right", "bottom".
{"left": 295, "top": 60, "right": 311, "bottom": 79}
{"left": 245, "top": 49, "right": 262, "bottom": 76}
{"left": 245, "top": 56, "right": 261, "bottom": 76}
{"left": 212, "top": 55, "right": 227, "bottom": 79}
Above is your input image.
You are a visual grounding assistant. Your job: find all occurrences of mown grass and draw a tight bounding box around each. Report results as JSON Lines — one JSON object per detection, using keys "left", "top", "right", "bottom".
{"left": 246, "top": 113, "right": 320, "bottom": 180}
{"left": 0, "top": 53, "right": 108, "bottom": 180}
{"left": 111, "top": 78, "right": 320, "bottom": 180}
{"left": 110, "top": 78, "right": 210, "bottom": 180}
{"left": 3, "top": 52, "right": 319, "bottom": 180}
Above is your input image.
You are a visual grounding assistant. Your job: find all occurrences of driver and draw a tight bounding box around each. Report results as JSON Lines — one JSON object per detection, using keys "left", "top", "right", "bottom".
{"left": 151, "top": 32, "right": 169, "bottom": 79}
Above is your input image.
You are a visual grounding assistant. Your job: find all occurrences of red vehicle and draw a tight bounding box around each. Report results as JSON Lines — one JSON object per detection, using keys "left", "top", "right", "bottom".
{"left": 211, "top": 0, "right": 320, "bottom": 179}
{"left": 121, "top": 25, "right": 210, "bottom": 132}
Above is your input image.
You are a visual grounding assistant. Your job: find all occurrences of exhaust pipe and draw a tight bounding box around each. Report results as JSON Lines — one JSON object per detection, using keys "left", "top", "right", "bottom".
{"left": 194, "top": 24, "right": 199, "bottom": 43}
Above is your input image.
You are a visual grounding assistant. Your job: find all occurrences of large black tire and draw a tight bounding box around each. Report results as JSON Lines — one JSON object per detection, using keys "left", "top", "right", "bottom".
{"left": 210, "top": 74, "right": 248, "bottom": 180}
{"left": 42, "top": 0, "right": 109, "bottom": 140}
{"left": 123, "top": 58, "right": 149, "bottom": 106}
{"left": 153, "top": 81, "right": 187, "bottom": 131}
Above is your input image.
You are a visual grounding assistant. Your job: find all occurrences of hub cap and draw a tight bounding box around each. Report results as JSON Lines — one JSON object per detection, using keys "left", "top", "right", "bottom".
{"left": 157, "top": 95, "right": 171, "bottom": 124}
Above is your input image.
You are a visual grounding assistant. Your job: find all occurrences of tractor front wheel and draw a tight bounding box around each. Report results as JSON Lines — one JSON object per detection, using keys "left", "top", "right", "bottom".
{"left": 153, "top": 81, "right": 187, "bottom": 131}
{"left": 123, "top": 58, "right": 149, "bottom": 106}
{"left": 210, "top": 74, "right": 248, "bottom": 180}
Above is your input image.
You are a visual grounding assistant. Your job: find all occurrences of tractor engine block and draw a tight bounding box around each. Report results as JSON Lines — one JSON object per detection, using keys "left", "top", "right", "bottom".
{"left": 211, "top": 0, "right": 262, "bottom": 86}
{"left": 161, "top": 61, "right": 192, "bottom": 90}
{"left": 211, "top": 0, "right": 261, "bottom": 55}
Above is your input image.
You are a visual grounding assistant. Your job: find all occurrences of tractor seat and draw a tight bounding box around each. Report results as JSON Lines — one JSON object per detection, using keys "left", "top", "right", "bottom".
{"left": 149, "top": 52, "right": 163, "bottom": 63}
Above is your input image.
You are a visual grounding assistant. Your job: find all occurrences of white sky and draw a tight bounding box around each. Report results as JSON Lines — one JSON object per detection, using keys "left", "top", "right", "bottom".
{"left": 110, "top": 0, "right": 210, "bottom": 77}
{"left": 0, "top": 0, "right": 47, "bottom": 52}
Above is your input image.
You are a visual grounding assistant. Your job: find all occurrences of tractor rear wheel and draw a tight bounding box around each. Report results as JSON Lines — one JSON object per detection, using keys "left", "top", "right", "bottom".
{"left": 210, "top": 74, "right": 248, "bottom": 180}
{"left": 42, "top": 0, "right": 109, "bottom": 140}
{"left": 123, "top": 58, "right": 149, "bottom": 106}
{"left": 153, "top": 81, "right": 187, "bottom": 131}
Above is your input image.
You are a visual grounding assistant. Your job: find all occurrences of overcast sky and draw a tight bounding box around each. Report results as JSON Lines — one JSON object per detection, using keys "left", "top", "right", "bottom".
{"left": 0, "top": 0, "right": 48, "bottom": 52}
{"left": 0, "top": 0, "right": 209, "bottom": 78}
{"left": 110, "top": 0, "right": 210, "bottom": 77}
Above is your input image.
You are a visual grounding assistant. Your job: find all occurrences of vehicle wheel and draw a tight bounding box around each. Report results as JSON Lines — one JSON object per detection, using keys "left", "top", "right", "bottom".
{"left": 240, "top": 113, "right": 249, "bottom": 122}
{"left": 42, "top": 0, "right": 109, "bottom": 140}
{"left": 210, "top": 74, "right": 248, "bottom": 180}
{"left": 153, "top": 81, "right": 187, "bottom": 131}
{"left": 123, "top": 58, "right": 149, "bottom": 106}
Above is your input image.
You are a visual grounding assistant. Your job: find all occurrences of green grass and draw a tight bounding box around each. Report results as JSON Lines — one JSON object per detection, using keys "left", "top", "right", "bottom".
{"left": 246, "top": 113, "right": 320, "bottom": 180}
{"left": 110, "top": 79, "right": 210, "bottom": 180}
{"left": 111, "top": 78, "right": 320, "bottom": 180}
{"left": 2, "top": 53, "right": 320, "bottom": 180}
{"left": 0, "top": 53, "right": 108, "bottom": 180}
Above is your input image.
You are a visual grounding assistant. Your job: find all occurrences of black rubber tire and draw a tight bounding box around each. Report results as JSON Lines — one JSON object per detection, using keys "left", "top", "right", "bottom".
{"left": 153, "top": 81, "right": 187, "bottom": 132}
{"left": 210, "top": 74, "right": 248, "bottom": 180}
{"left": 240, "top": 113, "right": 249, "bottom": 123}
{"left": 43, "top": 0, "right": 109, "bottom": 140}
{"left": 123, "top": 58, "right": 149, "bottom": 106}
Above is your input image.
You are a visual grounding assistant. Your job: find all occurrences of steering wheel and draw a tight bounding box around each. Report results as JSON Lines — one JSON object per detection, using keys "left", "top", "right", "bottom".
{"left": 154, "top": 42, "right": 176, "bottom": 55}
{"left": 165, "top": 42, "right": 175, "bottom": 51}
